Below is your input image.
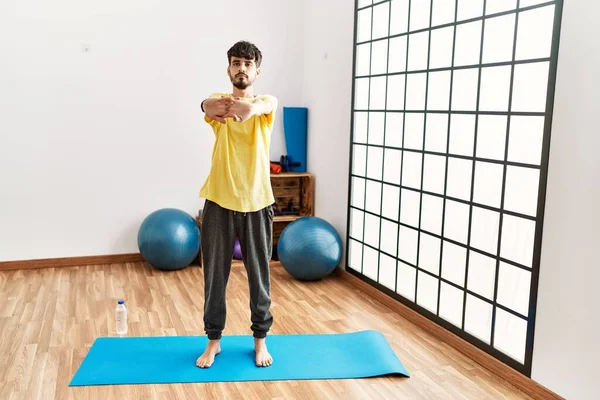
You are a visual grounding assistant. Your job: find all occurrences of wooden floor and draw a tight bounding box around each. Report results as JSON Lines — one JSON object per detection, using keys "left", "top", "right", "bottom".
{"left": 0, "top": 260, "right": 534, "bottom": 399}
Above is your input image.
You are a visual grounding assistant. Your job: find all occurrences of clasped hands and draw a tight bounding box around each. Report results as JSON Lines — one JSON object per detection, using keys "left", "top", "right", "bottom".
{"left": 203, "top": 96, "right": 255, "bottom": 124}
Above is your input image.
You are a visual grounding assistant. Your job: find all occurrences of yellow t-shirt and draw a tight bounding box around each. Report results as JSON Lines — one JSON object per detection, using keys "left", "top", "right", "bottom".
{"left": 199, "top": 93, "right": 278, "bottom": 212}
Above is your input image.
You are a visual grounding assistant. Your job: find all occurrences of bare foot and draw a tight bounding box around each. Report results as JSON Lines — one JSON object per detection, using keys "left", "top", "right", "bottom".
{"left": 254, "top": 337, "right": 273, "bottom": 367}
{"left": 196, "top": 339, "right": 221, "bottom": 368}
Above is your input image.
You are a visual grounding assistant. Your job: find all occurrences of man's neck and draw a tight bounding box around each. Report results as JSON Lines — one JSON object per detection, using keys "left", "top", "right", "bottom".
{"left": 232, "top": 87, "right": 254, "bottom": 99}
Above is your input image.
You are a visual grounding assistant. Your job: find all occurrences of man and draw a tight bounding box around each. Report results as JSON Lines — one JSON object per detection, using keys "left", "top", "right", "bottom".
{"left": 196, "top": 41, "right": 277, "bottom": 368}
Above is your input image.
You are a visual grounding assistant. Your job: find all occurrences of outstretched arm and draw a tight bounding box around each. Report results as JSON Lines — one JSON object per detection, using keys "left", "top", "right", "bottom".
{"left": 222, "top": 97, "right": 274, "bottom": 122}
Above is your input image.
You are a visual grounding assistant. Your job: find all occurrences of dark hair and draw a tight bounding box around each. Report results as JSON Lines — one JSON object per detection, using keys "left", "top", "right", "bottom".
{"left": 227, "top": 41, "right": 262, "bottom": 67}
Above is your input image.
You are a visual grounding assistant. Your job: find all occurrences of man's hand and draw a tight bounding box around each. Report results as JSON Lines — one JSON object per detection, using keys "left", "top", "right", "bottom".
{"left": 203, "top": 97, "right": 234, "bottom": 124}
{"left": 222, "top": 98, "right": 256, "bottom": 123}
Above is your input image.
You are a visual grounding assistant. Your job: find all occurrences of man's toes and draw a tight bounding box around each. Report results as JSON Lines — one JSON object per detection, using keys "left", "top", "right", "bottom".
{"left": 197, "top": 357, "right": 212, "bottom": 368}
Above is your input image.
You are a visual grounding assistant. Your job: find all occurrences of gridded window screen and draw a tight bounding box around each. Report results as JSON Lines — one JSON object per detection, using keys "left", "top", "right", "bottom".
{"left": 347, "top": 0, "right": 563, "bottom": 375}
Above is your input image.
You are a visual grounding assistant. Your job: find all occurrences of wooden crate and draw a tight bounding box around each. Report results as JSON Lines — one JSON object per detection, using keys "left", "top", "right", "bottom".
{"left": 270, "top": 172, "right": 313, "bottom": 217}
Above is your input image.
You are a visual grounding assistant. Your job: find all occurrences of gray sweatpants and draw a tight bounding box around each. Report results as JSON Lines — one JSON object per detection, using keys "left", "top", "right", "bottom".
{"left": 200, "top": 199, "right": 274, "bottom": 340}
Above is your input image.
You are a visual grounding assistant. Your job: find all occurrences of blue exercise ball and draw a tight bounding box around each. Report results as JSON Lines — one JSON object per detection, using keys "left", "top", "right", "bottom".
{"left": 277, "top": 216, "right": 342, "bottom": 281}
{"left": 137, "top": 208, "right": 200, "bottom": 271}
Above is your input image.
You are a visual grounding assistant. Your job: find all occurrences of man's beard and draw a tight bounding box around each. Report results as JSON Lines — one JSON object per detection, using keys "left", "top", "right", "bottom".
{"left": 231, "top": 74, "right": 250, "bottom": 89}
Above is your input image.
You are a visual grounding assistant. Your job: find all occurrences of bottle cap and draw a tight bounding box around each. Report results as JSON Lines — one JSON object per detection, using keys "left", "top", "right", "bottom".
{"left": 118, "top": 300, "right": 124, "bottom": 304}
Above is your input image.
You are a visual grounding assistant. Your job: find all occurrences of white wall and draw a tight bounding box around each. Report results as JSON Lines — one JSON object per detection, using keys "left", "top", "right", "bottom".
{"left": 0, "top": 0, "right": 303, "bottom": 261}
{"left": 302, "top": 0, "right": 354, "bottom": 265}
{"left": 532, "top": 1, "right": 600, "bottom": 399}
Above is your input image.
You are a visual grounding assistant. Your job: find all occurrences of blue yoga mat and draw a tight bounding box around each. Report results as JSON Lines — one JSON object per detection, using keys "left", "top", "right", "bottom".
{"left": 283, "top": 106, "right": 308, "bottom": 172}
{"left": 70, "top": 330, "right": 409, "bottom": 386}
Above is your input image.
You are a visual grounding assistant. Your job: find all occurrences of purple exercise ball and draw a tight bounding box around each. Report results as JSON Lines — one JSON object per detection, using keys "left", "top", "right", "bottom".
{"left": 233, "top": 239, "right": 242, "bottom": 259}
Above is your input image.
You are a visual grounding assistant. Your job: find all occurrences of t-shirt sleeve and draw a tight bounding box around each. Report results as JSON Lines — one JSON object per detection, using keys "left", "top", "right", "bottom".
{"left": 203, "top": 93, "right": 225, "bottom": 126}
{"left": 258, "top": 94, "right": 278, "bottom": 127}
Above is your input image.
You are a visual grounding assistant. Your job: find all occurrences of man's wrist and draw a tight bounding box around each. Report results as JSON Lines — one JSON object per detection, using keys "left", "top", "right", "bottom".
{"left": 201, "top": 98, "right": 215, "bottom": 113}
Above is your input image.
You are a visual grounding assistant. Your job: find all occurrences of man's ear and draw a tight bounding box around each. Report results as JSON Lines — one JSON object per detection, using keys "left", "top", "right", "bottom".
{"left": 256, "top": 67, "right": 261, "bottom": 77}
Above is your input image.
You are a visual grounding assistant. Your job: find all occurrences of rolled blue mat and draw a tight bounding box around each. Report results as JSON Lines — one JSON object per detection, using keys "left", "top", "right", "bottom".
{"left": 283, "top": 106, "right": 308, "bottom": 172}
{"left": 69, "top": 330, "right": 409, "bottom": 385}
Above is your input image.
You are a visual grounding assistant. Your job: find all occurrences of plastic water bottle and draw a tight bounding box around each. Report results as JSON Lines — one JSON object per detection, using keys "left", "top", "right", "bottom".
{"left": 116, "top": 300, "right": 128, "bottom": 335}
